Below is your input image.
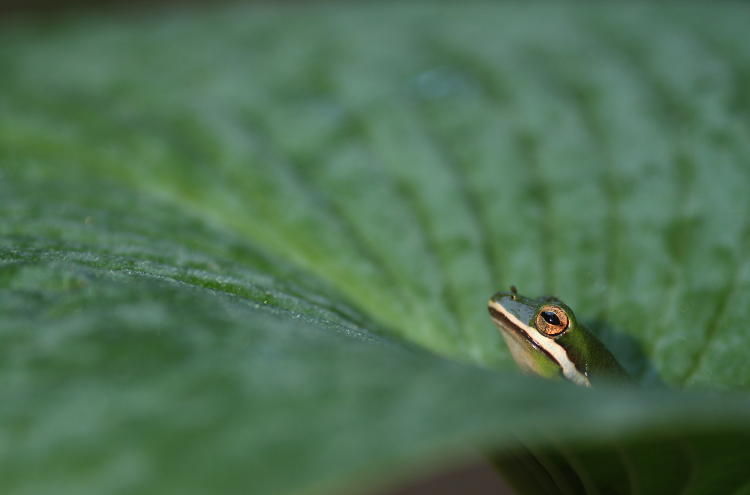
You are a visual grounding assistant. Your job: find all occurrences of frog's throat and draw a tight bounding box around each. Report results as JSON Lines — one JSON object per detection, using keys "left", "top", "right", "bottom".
{"left": 488, "top": 300, "right": 591, "bottom": 387}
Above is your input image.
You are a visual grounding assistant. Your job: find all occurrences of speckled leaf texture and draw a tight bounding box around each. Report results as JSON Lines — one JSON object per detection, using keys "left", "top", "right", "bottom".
{"left": 2, "top": 3, "right": 750, "bottom": 495}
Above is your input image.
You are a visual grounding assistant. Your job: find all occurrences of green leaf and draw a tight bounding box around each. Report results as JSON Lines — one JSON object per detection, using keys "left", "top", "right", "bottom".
{"left": 2, "top": 3, "right": 750, "bottom": 494}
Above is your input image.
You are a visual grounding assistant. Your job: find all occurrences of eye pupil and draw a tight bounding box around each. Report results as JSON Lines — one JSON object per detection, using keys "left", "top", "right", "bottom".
{"left": 541, "top": 311, "right": 561, "bottom": 326}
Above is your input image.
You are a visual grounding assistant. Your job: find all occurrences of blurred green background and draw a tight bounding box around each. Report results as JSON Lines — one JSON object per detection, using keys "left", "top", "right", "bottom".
{"left": 2, "top": 2, "right": 750, "bottom": 494}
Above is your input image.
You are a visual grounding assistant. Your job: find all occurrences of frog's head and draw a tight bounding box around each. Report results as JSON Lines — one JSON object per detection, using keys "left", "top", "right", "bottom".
{"left": 488, "top": 287, "right": 590, "bottom": 387}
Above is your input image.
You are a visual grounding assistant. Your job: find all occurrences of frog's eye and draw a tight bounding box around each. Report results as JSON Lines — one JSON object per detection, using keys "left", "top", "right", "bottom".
{"left": 535, "top": 305, "right": 569, "bottom": 337}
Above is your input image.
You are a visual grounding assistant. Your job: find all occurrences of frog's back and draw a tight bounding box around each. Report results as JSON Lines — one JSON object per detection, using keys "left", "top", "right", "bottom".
{"left": 580, "top": 327, "right": 630, "bottom": 385}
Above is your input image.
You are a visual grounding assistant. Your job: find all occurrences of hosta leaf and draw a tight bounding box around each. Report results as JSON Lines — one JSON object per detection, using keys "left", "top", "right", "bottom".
{"left": 2, "top": 3, "right": 750, "bottom": 494}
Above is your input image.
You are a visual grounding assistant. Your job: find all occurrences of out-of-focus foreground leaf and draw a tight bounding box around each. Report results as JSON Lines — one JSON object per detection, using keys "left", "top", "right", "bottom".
{"left": 1, "top": 3, "right": 750, "bottom": 494}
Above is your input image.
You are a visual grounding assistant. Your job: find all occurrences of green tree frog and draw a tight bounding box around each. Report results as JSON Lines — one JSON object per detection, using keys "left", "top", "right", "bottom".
{"left": 488, "top": 287, "right": 627, "bottom": 387}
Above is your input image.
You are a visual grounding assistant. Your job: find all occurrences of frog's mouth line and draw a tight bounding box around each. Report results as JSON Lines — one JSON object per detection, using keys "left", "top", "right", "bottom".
{"left": 488, "top": 305, "right": 560, "bottom": 368}
{"left": 488, "top": 300, "right": 591, "bottom": 387}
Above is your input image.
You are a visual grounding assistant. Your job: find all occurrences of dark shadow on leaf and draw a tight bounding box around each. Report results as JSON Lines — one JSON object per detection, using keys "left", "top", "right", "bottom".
{"left": 586, "top": 319, "right": 665, "bottom": 388}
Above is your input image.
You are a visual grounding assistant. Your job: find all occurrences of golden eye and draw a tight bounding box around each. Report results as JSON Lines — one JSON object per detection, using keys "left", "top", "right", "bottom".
{"left": 535, "top": 305, "right": 569, "bottom": 336}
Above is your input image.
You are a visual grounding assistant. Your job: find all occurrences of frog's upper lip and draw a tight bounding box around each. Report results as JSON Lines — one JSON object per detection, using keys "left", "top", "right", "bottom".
{"left": 489, "top": 292, "right": 537, "bottom": 317}
{"left": 487, "top": 296, "right": 530, "bottom": 340}
{"left": 487, "top": 300, "right": 557, "bottom": 365}
{"left": 487, "top": 304, "right": 518, "bottom": 333}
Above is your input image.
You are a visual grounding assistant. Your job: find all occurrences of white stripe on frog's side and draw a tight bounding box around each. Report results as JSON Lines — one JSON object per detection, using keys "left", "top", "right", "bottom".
{"left": 488, "top": 299, "right": 591, "bottom": 387}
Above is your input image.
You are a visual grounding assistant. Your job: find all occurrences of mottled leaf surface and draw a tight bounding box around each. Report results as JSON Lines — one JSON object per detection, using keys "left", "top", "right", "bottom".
{"left": 1, "top": 3, "right": 750, "bottom": 494}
